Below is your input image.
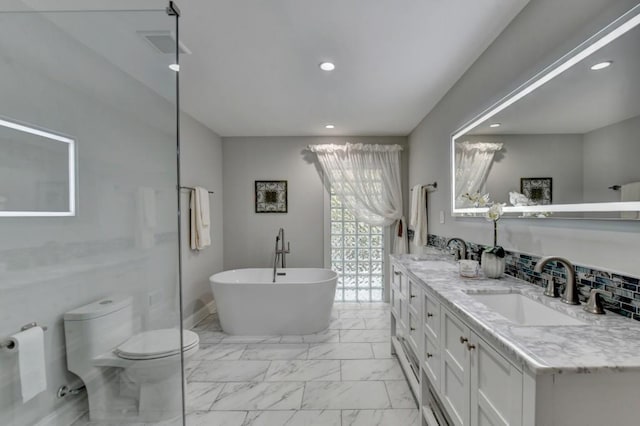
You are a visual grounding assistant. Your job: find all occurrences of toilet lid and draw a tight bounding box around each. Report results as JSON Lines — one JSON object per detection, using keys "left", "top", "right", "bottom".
{"left": 115, "top": 329, "right": 199, "bottom": 360}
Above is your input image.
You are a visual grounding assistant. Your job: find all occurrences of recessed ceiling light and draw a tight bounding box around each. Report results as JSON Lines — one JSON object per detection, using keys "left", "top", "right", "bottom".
{"left": 325, "top": 124, "right": 335, "bottom": 129}
{"left": 590, "top": 61, "right": 612, "bottom": 70}
{"left": 489, "top": 123, "right": 501, "bottom": 128}
{"left": 319, "top": 62, "right": 335, "bottom": 71}
{"left": 169, "top": 63, "right": 180, "bottom": 72}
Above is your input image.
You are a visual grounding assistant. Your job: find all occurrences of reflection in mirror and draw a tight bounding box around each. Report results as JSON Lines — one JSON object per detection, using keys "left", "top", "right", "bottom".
{"left": 452, "top": 6, "right": 640, "bottom": 219}
{"left": 0, "top": 117, "right": 75, "bottom": 216}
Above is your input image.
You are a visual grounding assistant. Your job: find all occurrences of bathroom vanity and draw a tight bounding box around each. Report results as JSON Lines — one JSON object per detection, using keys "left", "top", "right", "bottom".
{"left": 390, "top": 253, "right": 640, "bottom": 426}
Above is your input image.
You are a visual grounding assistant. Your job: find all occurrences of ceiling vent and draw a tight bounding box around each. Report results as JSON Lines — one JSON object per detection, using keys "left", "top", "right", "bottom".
{"left": 138, "top": 31, "right": 191, "bottom": 55}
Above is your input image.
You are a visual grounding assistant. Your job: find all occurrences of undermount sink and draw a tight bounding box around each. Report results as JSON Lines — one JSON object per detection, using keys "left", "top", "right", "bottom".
{"left": 468, "top": 292, "right": 586, "bottom": 326}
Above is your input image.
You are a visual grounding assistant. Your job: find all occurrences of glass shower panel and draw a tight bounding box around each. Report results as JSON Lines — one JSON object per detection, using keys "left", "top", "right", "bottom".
{"left": 0, "top": 5, "right": 183, "bottom": 425}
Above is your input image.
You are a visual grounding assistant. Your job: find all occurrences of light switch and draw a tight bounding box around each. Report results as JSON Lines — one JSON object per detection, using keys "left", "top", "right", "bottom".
{"left": 439, "top": 210, "right": 445, "bottom": 224}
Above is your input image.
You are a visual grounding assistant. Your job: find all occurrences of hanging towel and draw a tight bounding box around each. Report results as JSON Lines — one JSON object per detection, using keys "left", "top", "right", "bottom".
{"left": 621, "top": 182, "right": 640, "bottom": 219}
{"left": 190, "top": 186, "right": 211, "bottom": 250}
{"left": 135, "top": 187, "right": 156, "bottom": 249}
{"left": 393, "top": 217, "right": 408, "bottom": 254}
{"left": 409, "top": 184, "right": 428, "bottom": 246}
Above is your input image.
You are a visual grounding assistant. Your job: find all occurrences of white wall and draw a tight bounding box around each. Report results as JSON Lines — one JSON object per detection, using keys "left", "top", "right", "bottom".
{"left": 408, "top": 0, "right": 640, "bottom": 276}
{"left": 476, "top": 134, "right": 584, "bottom": 205}
{"left": 222, "top": 136, "right": 407, "bottom": 270}
{"left": 583, "top": 114, "right": 640, "bottom": 203}
{"left": 180, "top": 113, "right": 224, "bottom": 323}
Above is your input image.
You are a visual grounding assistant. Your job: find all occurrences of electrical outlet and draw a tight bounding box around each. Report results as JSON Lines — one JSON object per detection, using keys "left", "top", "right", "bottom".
{"left": 439, "top": 210, "right": 445, "bottom": 224}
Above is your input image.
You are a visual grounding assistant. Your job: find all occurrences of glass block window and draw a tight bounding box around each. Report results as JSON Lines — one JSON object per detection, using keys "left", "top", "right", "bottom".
{"left": 330, "top": 189, "right": 384, "bottom": 302}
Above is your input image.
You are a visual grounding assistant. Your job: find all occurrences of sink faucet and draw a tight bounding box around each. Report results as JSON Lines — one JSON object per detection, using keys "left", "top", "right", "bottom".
{"left": 533, "top": 256, "right": 580, "bottom": 305}
{"left": 273, "top": 228, "right": 290, "bottom": 282}
{"left": 446, "top": 237, "right": 467, "bottom": 260}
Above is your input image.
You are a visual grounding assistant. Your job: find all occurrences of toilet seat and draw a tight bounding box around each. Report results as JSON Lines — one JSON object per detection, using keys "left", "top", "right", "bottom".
{"left": 115, "top": 329, "right": 199, "bottom": 360}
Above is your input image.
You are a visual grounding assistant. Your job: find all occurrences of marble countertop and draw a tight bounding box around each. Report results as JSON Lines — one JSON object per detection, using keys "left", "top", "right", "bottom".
{"left": 391, "top": 250, "right": 640, "bottom": 375}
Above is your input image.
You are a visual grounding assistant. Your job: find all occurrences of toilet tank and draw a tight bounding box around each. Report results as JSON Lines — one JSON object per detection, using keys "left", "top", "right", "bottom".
{"left": 64, "top": 296, "right": 134, "bottom": 376}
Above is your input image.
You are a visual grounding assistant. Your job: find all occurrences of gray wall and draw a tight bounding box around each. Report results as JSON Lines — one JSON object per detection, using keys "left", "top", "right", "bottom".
{"left": 408, "top": 0, "right": 640, "bottom": 275}
{"left": 180, "top": 113, "right": 224, "bottom": 321}
{"left": 0, "top": 11, "right": 222, "bottom": 426}
{"left": 583, "top": 114, "right": 640, "bottom": 203}
{"left": 222, "top": 136, "right": 408, "bottom": 270}
{"left": 473, "top": 134, "right": 585, "bottom": 205}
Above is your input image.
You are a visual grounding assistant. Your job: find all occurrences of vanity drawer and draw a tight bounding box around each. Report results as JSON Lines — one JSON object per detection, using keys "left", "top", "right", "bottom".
{"left": 407, "top": 309, "right": 420, "bottom": 353}
{"left": 424, "top": 291, "right": 440, "bottom": 343}
{"left": 408, "top": 278, "right": 422, "bottom": 315}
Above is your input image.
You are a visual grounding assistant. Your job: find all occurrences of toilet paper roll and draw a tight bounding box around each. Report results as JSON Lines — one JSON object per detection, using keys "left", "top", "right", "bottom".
{"left": 4, "top": 327, "right": 47, "bottom": 402}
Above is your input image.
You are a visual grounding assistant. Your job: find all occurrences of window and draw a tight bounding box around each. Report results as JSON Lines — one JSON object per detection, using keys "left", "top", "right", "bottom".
{"left": 330, "top": 188, "right": 384, "bottom": 302}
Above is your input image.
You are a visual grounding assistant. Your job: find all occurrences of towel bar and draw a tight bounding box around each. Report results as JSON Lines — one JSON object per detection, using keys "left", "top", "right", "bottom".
{"left": 410, "top": 182, "right": 437, "bottom": 191}
{"left": 179, "top": 186, "right": 214, "bottom": 194}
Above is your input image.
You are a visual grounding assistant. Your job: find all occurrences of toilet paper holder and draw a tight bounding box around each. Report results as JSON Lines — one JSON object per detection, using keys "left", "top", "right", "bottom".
{"left": 1, "top": 322, "right": 48, "bottom": 350}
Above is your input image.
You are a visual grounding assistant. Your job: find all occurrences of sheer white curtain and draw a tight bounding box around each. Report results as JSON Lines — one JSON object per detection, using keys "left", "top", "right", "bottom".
{"left": 455, "top": 141, "right": 503, "bottom": 207}
{"left": 308, "top": 143, "right": 407, "bottom": 254}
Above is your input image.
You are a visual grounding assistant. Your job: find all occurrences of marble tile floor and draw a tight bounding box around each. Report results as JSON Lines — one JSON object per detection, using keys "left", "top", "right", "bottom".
{"left": 73, "top": 303, "right": 419, "bottom": 426}
{"left": 184, "top": 303, "right": 418, "bottom": 425}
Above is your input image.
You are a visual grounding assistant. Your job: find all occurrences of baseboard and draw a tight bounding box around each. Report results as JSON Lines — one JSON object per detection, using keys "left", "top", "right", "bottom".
{"left": 34, "top": 394, "right": 87, "bottom": 426}
{"left": 183, "top": 299, "right": 216, "bottom": 329}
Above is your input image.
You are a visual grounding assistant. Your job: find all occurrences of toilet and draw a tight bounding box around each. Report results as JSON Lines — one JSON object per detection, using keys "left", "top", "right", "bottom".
{"left": 63, "top": 295, "right": 199, "bottom": 422}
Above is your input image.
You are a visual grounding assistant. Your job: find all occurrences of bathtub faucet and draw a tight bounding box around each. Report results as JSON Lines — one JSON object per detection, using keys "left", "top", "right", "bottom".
{"left": 273, "top": 228, "right": 291, "bottom": 282}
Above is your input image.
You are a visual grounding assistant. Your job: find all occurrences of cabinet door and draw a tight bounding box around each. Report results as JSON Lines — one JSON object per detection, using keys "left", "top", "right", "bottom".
{"left": 440, "top": 308, "right": 471, "bottom": 426}
{"left": 470, "top": 336, "right": 523, "bottom": 426}
{"left": 423, "top": 290, "right": 441, "bottom": 389}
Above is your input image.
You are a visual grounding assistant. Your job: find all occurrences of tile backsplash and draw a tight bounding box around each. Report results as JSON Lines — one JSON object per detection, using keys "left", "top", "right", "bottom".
{"left": 427, "top": 234, "right": 640, "bottom": 321}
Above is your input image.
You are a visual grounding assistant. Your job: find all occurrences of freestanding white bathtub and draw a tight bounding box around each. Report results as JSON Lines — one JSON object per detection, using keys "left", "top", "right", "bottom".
{"left": 209, "top": 268, "right": 338, "bottom": 335}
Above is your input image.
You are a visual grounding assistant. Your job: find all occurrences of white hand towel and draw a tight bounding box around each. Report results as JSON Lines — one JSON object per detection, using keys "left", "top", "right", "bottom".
{"left": 621, "top": 182, "right": 640, "bottom": 219}
{"left": 409, "top": 184, "right": 422, "bottom": 227}
{"left": 191, "top": 187, "right": 211, "bottom": 250}
{"left": 409, "top": 185, "right": 428, "bottom": 246}
{"left": 3, "top": 327, "right": 47, "bottom": 402}
{"left": 190, "top": 190, "right": 197, "bottom": 250}
{"left": 196, "top": 187, "right": 210, "bottom": 227}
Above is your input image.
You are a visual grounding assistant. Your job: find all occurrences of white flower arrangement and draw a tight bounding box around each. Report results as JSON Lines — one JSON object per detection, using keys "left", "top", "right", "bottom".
{"left": 483, "top": 199, "right": 506, "bottom": 258}
{"left": 485, "top": 203, "right": 505, "bottom": 222}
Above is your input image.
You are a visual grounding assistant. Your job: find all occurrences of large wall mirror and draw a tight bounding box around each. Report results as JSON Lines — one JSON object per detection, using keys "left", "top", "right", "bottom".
{"left": 451, "top": 5, "right": 640, "bottom": 220}
{"left": 0, "top": 117, "right": 76, "bottom": 217}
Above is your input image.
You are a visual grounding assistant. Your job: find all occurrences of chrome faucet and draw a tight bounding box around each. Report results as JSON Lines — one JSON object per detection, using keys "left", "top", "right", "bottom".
{"left": 533, "top": 256, "right": 580, "bottom": 305}
{"left": 446, "top": 237, "right": 467, "bottom": 260}
{"left": 273, "top": 228, "right": 290, "bottom": 282}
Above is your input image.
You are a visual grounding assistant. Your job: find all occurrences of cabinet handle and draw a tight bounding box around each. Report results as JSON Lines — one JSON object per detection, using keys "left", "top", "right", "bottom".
{"left": 467, "top": 343, "right": 476, "bottom": 351}
{"left": 427, "top": 312, "right": 433, "bottom": 318}
{"left": 410, "top": 327, "right": 416, "bottom": 331}
{"left": 394, "top": 271, "right": 402, "bottom": 276}
{"left": 459, "top": 336, "right": 468, "bottom": 344}
{"left": 410, "top": 294, "right": 416, "bottom": 299}
{"left": 426, "top": 353, "right": 433, "bottom": 358}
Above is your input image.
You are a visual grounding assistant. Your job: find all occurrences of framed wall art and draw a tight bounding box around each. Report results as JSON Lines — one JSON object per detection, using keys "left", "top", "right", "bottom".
{"left": 255, "top": 180, "right": 288, "bottom": 213}
{"left": 520, "top": 177, "right": 552, "bottom": 205}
